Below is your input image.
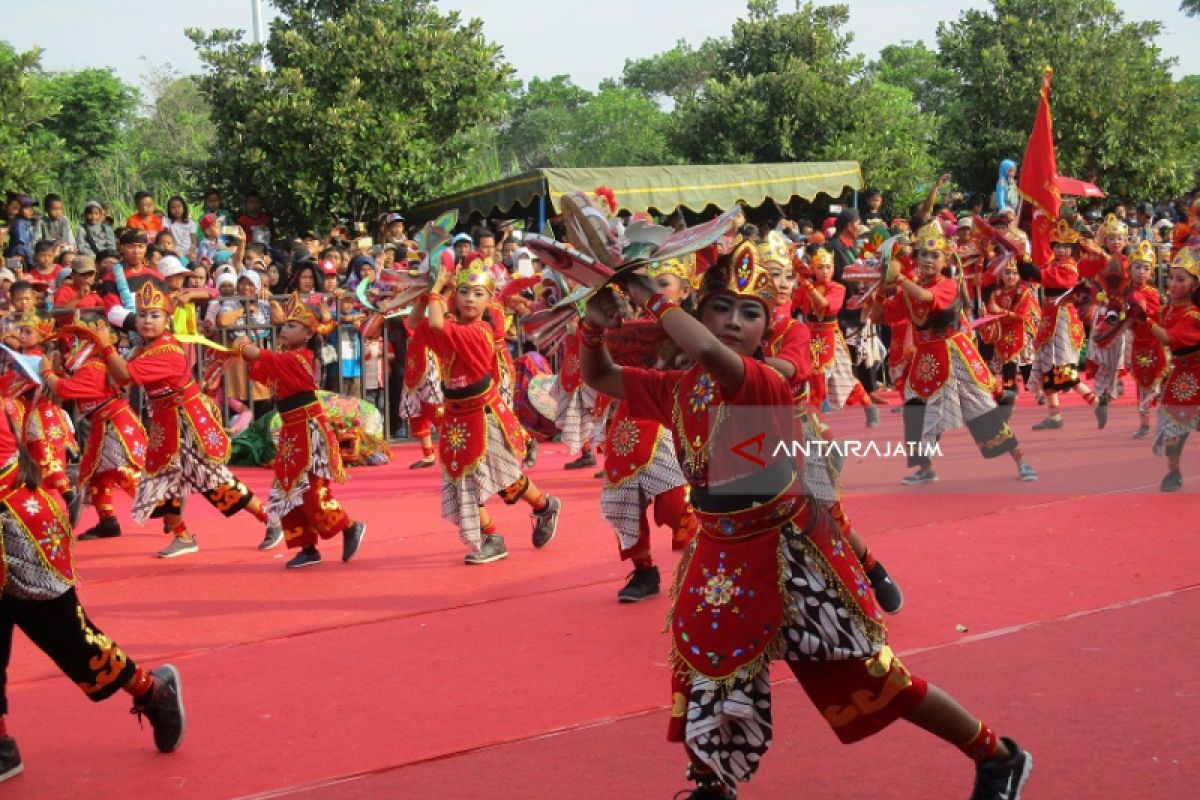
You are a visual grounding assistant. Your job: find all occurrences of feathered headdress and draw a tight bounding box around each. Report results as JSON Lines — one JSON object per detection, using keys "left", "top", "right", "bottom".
{"left": 698, "top": 240, "right": 775, "bottom": 311}
{"left": 280, "top": 292, "right": 334, "bottom": 335}
{"left": 454, "top": 252, "right": 496, "bottom": 294}
{"left": 17, "top": 312, "right": 55, "bottom": 342}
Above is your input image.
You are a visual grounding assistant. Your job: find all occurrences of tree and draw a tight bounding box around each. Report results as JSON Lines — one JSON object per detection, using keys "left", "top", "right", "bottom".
{"left": 39, "top": 68, "right": 138, "bottom": 169}
{"left": 187, "top": 0, "right": 512, "bottom": 231}
{"left": 621, "top": 40, "right": 718, "bottom": 105}
{"left": 662, "top": 1, "right": 938, "bottom": 209}
{"left": 1182, "top": 0, "right": 1199, "bottom": 16}
{"left": 498, "top": 77, "right": 674, "bottom": 172}
{"left": 867, "top": 41, "right": 956, "bottom": 119}
{"left": 0, "top": 43, "right": 61, "bottom": 192}
{"left": 936, "top": 0, "right": 1200, "bottom": 201}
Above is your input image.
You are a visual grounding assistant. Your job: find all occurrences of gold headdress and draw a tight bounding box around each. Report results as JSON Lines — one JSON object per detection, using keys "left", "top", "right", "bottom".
{"left": 17, "top": 312, "right": 55, "bottom": 341}
{"left": 280, "top": 292, "right": 334, "bottom": 335}
{"left": 808, "top": 246, "right": 834, "bottom": 269}
{"left": 1173, "top": 246, "right": 1200, "bottom": 281}
{"left": 916, "top": 221, "right": 951, "bottom": 254}
{"left": 698, "top": 239, "right": 776, "bottom": 310}
{"left": 1097, "top": 213, "right": 1128, "bottom": 240}
{"left": 1051, "top": 218, "right": 1080, "bottom": 246}
{"left": 454, "top": 252, "right": 496, "bottom": 294}
{"left": 642, "top": 254, "right": 696, "bottom": 285}
{"left": 756, "top": 231, "right": 791, "bottom": 266}
{"left": 135, "top": 281, "right": 173, "bottom": 313}
{"left": 1128, "top": 240, "right": 1157, "bottom": 267}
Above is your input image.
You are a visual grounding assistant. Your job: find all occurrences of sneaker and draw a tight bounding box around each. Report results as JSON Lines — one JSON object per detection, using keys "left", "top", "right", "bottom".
{"left": 409, "top": 455, "right": 437, "bottom": 469}
{"left": 1132, "top": 425, "right": 1150, "bottom": 439}
{"left": 0, "top": 737, "right": 22, "bottom": 783}
{"left": 464, "top": 534, "right": 508, "bottom": 565}
{"left": 523, "top": 438, "right": 538, "bottom": 469}
{"left": 865, "top": 406, "right": 880, "bottom": 428}
{"left": 593, "top": 470, "right": 604, "bottom": 479}
{"left": 1095, "top": 396, "right": 1109, "bottom": 429}
{"left": 676, "top": 778, "right": 737, "bottom": 799}
{"left": 1160, "top": 471, "right": 1183, "bottom": 493}
{"left": 1031, "top": 416, "right": 1063, "bottom": 430}
{"left": 1017, "top": 462, "right": 1038, "bottom": 482}
{"left": 258, "top": 523, "right": 284, "bottom": 550}
{"left": 132, "top": 664, "right": 186, "bottom": 753}
{"left": 617, "top": 565, "right": 661, "bottom": 603}
{"left": 531, "top": 496, "right": 561, "bottom": 548}
{"left": 564, "top": 451, "right": 596, "bottom": 470}
{"left": 866, "top": 561, "right": 903, "bottom": 614}
{"left": 969, "top": 738, "right": 1033, "bottom": 800}
{"left": 1115, "top": 380, "right": 1125, "bottom": 397}
{"left": 900, "top": 468, "right": 937, "bottom": 486}
{"left": 158, "top": 536, "right": 199, "bottom": 559}
{"left": 77, "top": 516, "right": 122, "bottom": 540}
{"left": 286, "top": 546, "right": 322, "bottom": 569}
{"left": 341, "top": 521, "right": 366, "bottom": 562}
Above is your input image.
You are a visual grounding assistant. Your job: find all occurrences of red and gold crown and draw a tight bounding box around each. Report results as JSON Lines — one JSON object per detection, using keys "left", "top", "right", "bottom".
{"left": 455, "top": 252, "right": 496, "bottom": 294}
{"left": 641, "top": 254, "right": 696, "bottom": 283}
{"left": 1128, "top": 240, "right": 1157, "bottom": 267}
{"left": 1051, "top": 218, "right": 1080, "bottom": 246}
{"left": 698, "top": 239, "right": 776, "bottom": 310}
{"left": 17, "top": 311, "right": 56, "bottom": 341}
{"left": 809, "top": 246, "right": 834, "bottom": 269}
{"left": 1097, "top": 213, "right": 1128, "bottom": 240}
{"left": 916, "top": 221, "right": 952, "bottom": 254}
{"left": 756, "top": 231, "right": 791, "bottom": 266}
{"left": 135, "top": 281, "right": 173, "bottom": 313}
{"left": 280, "top": 292, "right": 334, "bottom": 335}
{"left": 1173, "top": 246, "right": 1200, "bottom": 281}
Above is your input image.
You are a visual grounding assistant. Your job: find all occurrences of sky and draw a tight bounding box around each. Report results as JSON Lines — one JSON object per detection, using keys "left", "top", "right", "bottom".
{"left": 4, "top": 0, "right": 1198, "bottom": 96}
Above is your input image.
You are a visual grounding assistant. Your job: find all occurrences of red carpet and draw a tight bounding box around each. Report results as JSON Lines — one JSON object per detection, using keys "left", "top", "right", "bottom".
{"left": 5, "top": 389, "right": 1197, "bottom": 798}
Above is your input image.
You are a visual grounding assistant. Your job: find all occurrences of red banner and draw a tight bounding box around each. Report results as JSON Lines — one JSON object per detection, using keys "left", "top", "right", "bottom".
{"left": 1018, "top": 68, "right": 1061, "bottom": 268}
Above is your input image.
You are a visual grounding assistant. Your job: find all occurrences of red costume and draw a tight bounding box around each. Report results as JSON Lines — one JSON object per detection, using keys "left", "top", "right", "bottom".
{"left": 1130, "top": 284, "right": 1170, "bottom": 395}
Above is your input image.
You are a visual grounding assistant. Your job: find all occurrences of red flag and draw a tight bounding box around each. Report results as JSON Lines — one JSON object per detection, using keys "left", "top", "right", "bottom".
{"left": 1018, "top": 68, "right": 1061, "bottom": 268}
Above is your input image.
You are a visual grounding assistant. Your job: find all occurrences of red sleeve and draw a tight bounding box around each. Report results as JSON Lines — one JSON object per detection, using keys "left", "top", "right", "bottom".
{"left": 620, "top": 367, "right": 684, "bottom": 427}
{"left": 727, "top": 356, "right": 793, "bottom": 406}
{"left": 53, "top": 364, "right": 111, "bottom": 401}
{"left": 127, "top": 348, "right": 188, "bottom": 385}
{"left": 248, "top": 349, "right": 316, "bottom": 393}
{"left": 929, "top": 277, "right": 960, "bottom": 312}
{"left": 1167, "top": 310, "right": 1200, "bottom": 349}
{"left": 821, "top": 283, "right": 845, "bottom": 316}
{"left": 1039, "top": 261, "right": 1079, "bottom": 291}
{"left": 1077, "top": 252, "right": 1107, "bottom": 279}
{"left": 772, "top": 321, "right": 813, "bottom": 383}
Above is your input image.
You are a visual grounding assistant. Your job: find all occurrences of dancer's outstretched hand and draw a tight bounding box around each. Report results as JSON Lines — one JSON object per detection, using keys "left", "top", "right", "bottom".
{"left": 584, "top": 287, "right": 622, "bottom": 330}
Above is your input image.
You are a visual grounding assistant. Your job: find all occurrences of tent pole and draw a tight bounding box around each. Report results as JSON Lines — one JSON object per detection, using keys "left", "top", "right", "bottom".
{"left": 537, "top": 194, "right": 546, "bottom": 235}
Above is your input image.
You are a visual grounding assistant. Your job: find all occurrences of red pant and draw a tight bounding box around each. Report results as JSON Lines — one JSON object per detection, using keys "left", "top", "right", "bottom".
{"left": 281, "top": 476, "right": 351, "bottom": 549}
{"left": 619, "top": 485, "right": 695, "bottom": 561}
{"left": 410, "top": 402, "right": 442, "bottom": 440}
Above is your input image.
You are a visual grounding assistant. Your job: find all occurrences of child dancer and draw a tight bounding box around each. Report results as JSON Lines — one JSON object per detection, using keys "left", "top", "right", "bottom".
{"left": 399, "top": 316, "right": 444, "bottom": 469}
{"left": 40, "top": 323, "right": 147, "bottom": 540}
{"left": 95, "top": 282, "right": 277, "bottom": 558}
{"left": 10, "top": 313, "right": 77, "bottom": 510}
{"left": 0, "top": 406, "right": 184, "bottom": 783}
{"left": 869, "top": 223, "right": 1037, "bottom": 484}
{"left": 984, "top": 258, "right": 1041, "bottom": 399}
{"left": 580, "top": 245, "right": 1032, "bottom": 800}
{"left": 552, "top": 321, "right": 601, "bottom": 470}
{"left": 1142, "top": 246, "right": 1200, "bottom": 491}
{"left": 1127, "top": 242, "right": 1169, "bottom": 438}
{"left": 1079, "top": 214, "right": 1131, "bottom": 422}
{"left": 234, "top": 294, "right": 366, "bottom": 568}
{"left": 1027, "top": 220, "right": 1103, "bottom": 429}
{"left": 413, "top": 255, "right": 561, "bottom": 564}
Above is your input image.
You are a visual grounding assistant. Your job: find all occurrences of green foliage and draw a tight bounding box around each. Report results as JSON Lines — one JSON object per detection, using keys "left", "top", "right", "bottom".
{"left": 868, "top": 41, "right": 956, "bottom": 119}
{"left": 936, "top": 0, "right": 1200, "bottom": 202}
{"left": 661, "top": 2, "right": 937, "bottom": 209}
{"left": 498, "top": 77, "right": 673, "bottom": 172}
{"left": 0, "top": 43, "right": 62, "bottom": 192}
{"left": 187, "top": 0, "right": 513, "bottom": 232}
{"left": 39, "top": 68, "right": 137, "bottom": 168}
{"left": 1182, "top": 0, "right": 1199, "bottom": 16}
{"left": 621, "top": 40, "right": 717, "bottom": 104}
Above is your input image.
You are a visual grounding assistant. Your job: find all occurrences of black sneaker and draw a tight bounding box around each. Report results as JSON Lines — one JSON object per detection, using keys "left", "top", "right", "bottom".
{"left": 866, "top": 561, "right": 903, "bottom": 614}
{"left": 78, "top": 516, "right": 122, "bottom": 540}
{"left": 1095, "top": 396, "right": 1109, "bottom": 429}
{"left": 0, "top": 736, "right": 22, "bottom": 783}
{"left": 1132, "top": 425, "right": 1150, "bottom": 439}
{"left": 900, "top": 468, "right": 937, "bottom": 486}
{"left": 618, "top": 565, "right": 661, "bottom": 603}
{"left": 969, "top": 738, "right": 1033, "bottom": 800}
{"left": 132, "top": 665, "right": 186, "bottom": 753}
{"left": 287, "top": 546, "right": 322, "bottom": 569}
{"left": 258, "top": 524, "right": 284, "bottom": 550}
{"left": 409, "top": 455, "right": 437, "bottom": 469}
{"left": 675, "top": 777, "right": 737, "bottom": 799}
{"left": 342, "top": 521, "right": 366, "bottom": 562}
{"left": 1031, "top": 416, "right": 1063, "bottom": 430}
{"left": 865, "top": 406, "right": 881, "bottom": 428}
{"left": 564, "top": 451, "right": 596, "bottom": 470}
{"left": 523, "top": 438, "right": 538, "bottom": 469}
{"left": 1161, "top": 471, "right": 1183, "bottom": 492}
{"left": 464, "top": 534, "right": 508, "bottom": 565}
{"left": 531, "top": 496, "right": 561, "bottom": 548}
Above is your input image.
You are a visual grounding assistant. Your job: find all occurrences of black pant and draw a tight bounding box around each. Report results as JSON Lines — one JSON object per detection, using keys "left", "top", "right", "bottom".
{"left": 0, "top": 588, "right": 137, "bottom": 715}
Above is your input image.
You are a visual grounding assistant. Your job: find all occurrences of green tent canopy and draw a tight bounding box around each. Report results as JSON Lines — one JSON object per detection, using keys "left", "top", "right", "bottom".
{"left": 406, "top": 162, "right": 862, "bottom": 224}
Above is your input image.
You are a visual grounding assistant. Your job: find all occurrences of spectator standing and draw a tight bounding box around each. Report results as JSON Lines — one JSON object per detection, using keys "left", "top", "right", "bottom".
{"left": 35, "top": 193, "right": 76, "bottom": 250}
{"left": 76, "top": 201, "right": 117, "bottom": 257}
{"left": 164, "top": 196, "right": 198, "bottom": 262}
{"left": 237, "top": 191, "right": 274, "bottom": 245}
{"left": 3, "top": 195, "right": 37, "bottom": 264}
{"left": 126, "top": 191, "right": 165, "bottom": 237}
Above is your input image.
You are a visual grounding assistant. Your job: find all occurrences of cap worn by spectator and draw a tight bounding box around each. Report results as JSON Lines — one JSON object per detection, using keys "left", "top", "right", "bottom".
{"left": 200, "top": 213, "right": 220, "bottom": 231}
{"left": 1153, "top": 219, "right": 1174, "bottom": 231}
{"left": 119, "top": 229, "right": 148, "bottom": 245}
{"left": 0, "top": 268, "right": 15, "bottom": 283}
{"left": 319, "top": 260, "right": 338, "bottom": 276}
{"left": 216, "top": 272, "right": 237, "bottom": 289}
{"left": 72, "top": 256, "right": 97, "bottom": 274}
{"left": 159, "top": 255, "right": 191, "bottom": 278}
{"left": 18, "top": 195, "right": 35, "bottom": 207}
{"left": 84, "top": 200, "right": 104, "bottom": 212}
{"left": 385, "top": 212, "right": 404, "bottom": 224}
{"left": 238, "top": 270, "right": 262, "bottom": 291}
{"left": 451, "top": 233, "right": 473, "bottom": 246}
